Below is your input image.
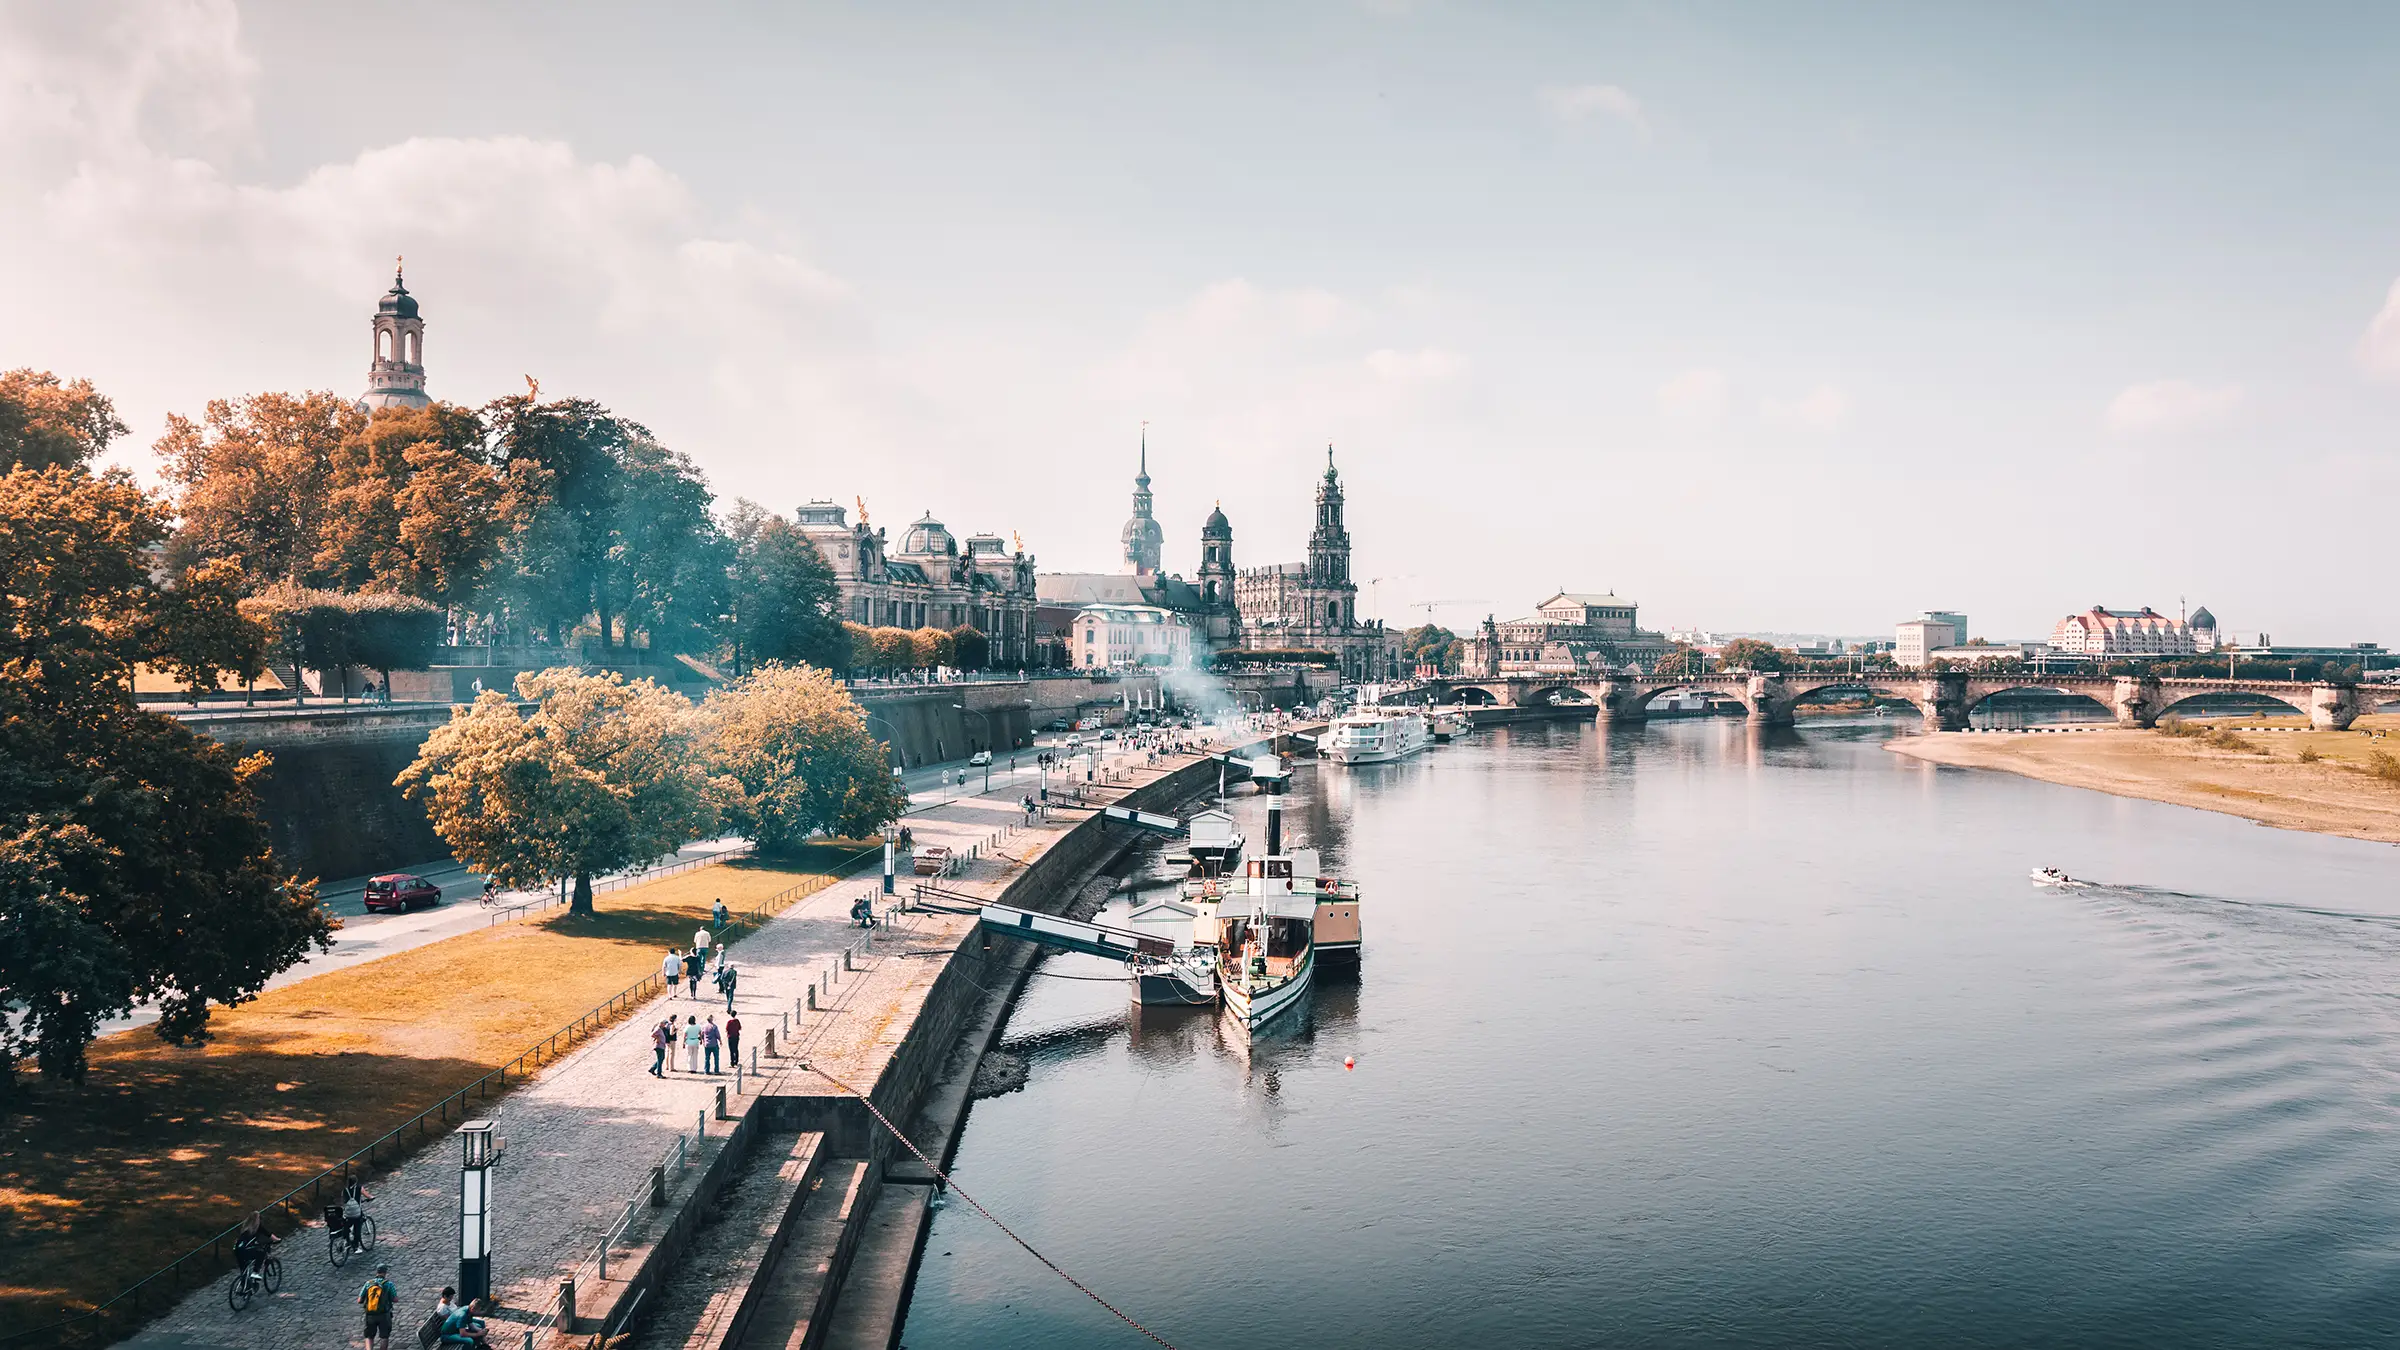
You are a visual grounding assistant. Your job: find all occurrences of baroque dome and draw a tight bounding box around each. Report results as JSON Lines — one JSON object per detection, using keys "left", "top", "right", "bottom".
{"left": 900, "top": 512, "right": 957, "bottom": 557}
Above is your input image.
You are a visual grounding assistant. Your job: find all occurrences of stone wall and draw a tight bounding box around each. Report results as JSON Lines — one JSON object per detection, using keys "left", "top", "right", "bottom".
{"left": 204, "top": 707, "right": 454, "bottom": 883}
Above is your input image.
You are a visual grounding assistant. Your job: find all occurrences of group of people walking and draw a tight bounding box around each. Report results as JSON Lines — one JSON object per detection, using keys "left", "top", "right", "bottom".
{"left": 649, "top": 1010, "right": 741, "bottom": 1077}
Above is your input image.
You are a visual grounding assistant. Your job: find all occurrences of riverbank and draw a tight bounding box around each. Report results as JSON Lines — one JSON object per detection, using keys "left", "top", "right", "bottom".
{"left": 1887, "top": 716, "right": 2400, "bottom": 844}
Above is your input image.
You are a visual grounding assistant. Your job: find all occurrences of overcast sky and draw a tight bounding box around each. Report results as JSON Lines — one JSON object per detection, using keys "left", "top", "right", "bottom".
{"left": 6, "top": 1, "right": 2399, "bottom": 641}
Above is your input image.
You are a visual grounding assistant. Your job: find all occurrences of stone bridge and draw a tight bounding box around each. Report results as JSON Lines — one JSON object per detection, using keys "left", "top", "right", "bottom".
{"left": 1397, "top": 672, "right": 2399, "bottom": 732}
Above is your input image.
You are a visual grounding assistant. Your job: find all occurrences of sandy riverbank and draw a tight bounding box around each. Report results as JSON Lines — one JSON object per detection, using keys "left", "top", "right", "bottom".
{"left": 1887, "top": 717, "right": 2400, "bottom": 844}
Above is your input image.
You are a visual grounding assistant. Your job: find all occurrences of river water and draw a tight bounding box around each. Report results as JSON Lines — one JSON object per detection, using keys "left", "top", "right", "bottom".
{"left": 900, "top": 717, "right": 2400, "bottom": 1349}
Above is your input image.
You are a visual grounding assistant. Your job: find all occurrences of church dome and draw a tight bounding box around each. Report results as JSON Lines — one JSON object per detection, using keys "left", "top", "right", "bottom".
{"left": 377, "top": 273, "right": 419, "bottom": 320}
{"left": 1202, "top": 503, "right": 1231, "bottom": 539}
{"left": 900, "top": 512, "right": 957, "bottom": 557}
{"left": 2190, "top": 606, "right": 2216, "bottom": 628}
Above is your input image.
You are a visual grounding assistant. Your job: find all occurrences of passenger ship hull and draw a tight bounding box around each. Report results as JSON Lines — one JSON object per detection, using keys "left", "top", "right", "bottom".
{"left": 1220, "top": 947, "right": 1313, "bottom": 1030}
{"left": 1323, "top": 716, "right": 1432, "bottom": 765}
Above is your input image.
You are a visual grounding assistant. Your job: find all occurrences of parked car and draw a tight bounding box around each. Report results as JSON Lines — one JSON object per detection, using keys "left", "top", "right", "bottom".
{"left": 1065, "top": 733, "right": 1084, "bottom": 747}
{"left": 968, "top": 750, "right": 992, "bottom": 766}
{"left": 1048, "top": 718, "right": 1073, "bottom": 731}
{"left": 363, "top": 873, "right": 442, "bottom": 913}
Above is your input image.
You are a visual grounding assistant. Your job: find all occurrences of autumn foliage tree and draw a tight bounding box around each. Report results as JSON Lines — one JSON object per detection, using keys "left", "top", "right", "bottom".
{"left": 398, "top": 669, "right": 720, "bottom": 914}
{"left": 1, "top": 374, "right": 330, "bottom": 1090}
{"left": 705, "top": 664, "right": 907, "bottom": 850}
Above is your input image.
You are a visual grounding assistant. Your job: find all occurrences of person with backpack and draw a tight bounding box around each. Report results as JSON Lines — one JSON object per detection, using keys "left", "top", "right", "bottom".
{"left": 358, "top": 1264, "right": 398, "bottom": 1350}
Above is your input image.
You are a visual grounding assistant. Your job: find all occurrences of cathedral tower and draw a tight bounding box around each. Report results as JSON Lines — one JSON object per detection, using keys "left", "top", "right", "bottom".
{"left": 359, "top": 260, "right": 431, "bottom": 412}
{"left": 1307, "top": 445, "right": 1351, "bottom": 589}
{"left": 1119, "top": 428, "right": 1164, "bottom": 574}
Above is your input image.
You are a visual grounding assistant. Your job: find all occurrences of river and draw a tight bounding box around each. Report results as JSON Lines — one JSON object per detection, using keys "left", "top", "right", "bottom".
{"left": 899, "top": 717, "right": 2400, "bottom": 1349}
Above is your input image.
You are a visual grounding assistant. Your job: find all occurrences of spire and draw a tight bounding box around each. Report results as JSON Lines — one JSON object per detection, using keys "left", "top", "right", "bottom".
{"left": 1137, "top": 422, "right": 1150, "bottom": 488}
{"left": 395, "top": 254, "right": 405, "bottom": 288}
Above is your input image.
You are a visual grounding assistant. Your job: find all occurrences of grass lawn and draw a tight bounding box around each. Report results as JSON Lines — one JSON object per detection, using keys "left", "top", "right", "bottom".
{"left": 0, "top": 843, "right": 875, "bottom": 1336}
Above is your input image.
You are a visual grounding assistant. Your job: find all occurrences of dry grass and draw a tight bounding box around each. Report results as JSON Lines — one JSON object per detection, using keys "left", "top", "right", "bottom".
{"left": 0, "top": 844, "right": 872, "bottom": 1335}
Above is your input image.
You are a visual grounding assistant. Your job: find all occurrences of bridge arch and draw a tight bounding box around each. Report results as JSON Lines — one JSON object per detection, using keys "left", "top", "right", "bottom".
{"left": 1958, "top": 684, "right": 2117, "bottom": 727}
{"left": 1435, "top": 684, "right": 1500, "bottom": 706}
{"left": 2151, "top": 689, "right": 2309, "bottom": 723}
{"left": 1627, "top": 682, "right": 1753, "bottom": 715}
{"left": 1519, "top": 684, "right": 1597, "bottom": 707}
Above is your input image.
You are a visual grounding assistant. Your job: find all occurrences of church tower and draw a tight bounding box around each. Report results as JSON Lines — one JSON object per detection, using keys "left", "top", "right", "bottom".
{"left": 1198, "top": 501, "right": 1234, "bottom": 605}
{"left": 1307, "top": 445, "right": 1351, "bottom": 589}
{"left": 1119, "top": 428, "right": 1164, "bottom": 574}
{"left": 359, "top": 260, "right": 431, "bottom": 412}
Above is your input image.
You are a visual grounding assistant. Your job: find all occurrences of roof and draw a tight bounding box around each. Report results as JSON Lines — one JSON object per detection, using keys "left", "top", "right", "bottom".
{"left": 376, "top": 269, "right": 419, "bottom": 320}
{"left": 1038, "top": 572, "right": 1146, "bottom": 604}
{"left": 1540, "top": 592, "right": 1631, "bottom": 608}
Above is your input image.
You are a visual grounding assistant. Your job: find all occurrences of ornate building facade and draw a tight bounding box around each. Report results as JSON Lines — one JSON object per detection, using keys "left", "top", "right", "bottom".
{"left": 1040, "top": 438, "right": 1242, "bottom": 648}
{"left": 1233, "top": 448, "right": 1388, "bottom": 679}
{"left": 1461, "top": 591, "right": 1670, "bottom": 674}
{"left": 792, "top": 502, "right": 1041, "bottom": 666}
{"left": 358, "top": 263, "right": 431, "bottom": 412}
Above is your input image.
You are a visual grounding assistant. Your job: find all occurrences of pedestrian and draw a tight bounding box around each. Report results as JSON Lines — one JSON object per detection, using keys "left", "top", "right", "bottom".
{"left": 712, "top": 898, "right": 729, "bottom": 930}
{"left": 662, "top": 946, "right": 683, "bottom": 994}
{"left": 682, "top": 1015, "right": 702, "bottom": 1073}
{"left": 417, "top": 1289, "right": 456, "bottom": 1350}
{"left": 726, "top": 1011, "right": 742, "bottom": 1068}
{"left": 358, "top": 1264, "right": 398, "bottom": 1350}
{"left": 703, "top": 1015, "right": 722, "bottom": 1074}
{"left": 686, "top": 946, "right": 706, "bottom": 997}
{"left": 691, "top": 923, "right": 712, "bottom": 980}
{"left": 717, "top": 961, "right": 739, "bottom": 1011}
{"left": 649, "top": 1018, "right": 670, "bottom": 1077}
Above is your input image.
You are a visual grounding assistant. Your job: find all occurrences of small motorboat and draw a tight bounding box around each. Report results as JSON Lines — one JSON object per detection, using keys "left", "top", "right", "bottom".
{"left": 2029, "top": 866, "right": 2083, "bottom": 888}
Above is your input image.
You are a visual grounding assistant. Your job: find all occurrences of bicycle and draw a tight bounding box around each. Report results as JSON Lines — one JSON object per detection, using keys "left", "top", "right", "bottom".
{"left": 226, "top": 1255, "right": 281, "bottom": 1311}
{"left": 324, "top": 1204, "right": 377, "bottom": 1266}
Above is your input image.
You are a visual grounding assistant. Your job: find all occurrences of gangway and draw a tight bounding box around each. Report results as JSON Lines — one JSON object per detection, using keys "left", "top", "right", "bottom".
{"left": 976, "top": 903, "right": 1174, "bottom": 961}
{"left": 1101, "top": 805, "right": 1183, "bottom": 834}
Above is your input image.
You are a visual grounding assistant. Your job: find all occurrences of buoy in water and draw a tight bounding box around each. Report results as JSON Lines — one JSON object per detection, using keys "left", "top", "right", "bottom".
{"left": 1343, "top": 1056, "right": 1355, "bottom": 1071}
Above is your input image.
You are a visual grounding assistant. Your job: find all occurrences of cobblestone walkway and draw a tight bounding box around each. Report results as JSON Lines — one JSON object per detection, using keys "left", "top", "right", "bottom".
{"left": 120, "top": 742, "right": 1212, "bottom": 1350}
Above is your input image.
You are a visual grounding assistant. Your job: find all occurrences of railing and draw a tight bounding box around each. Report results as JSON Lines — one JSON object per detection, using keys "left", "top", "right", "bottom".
{"left": 0, "top": 843, "right": 883, "bottom": 1350}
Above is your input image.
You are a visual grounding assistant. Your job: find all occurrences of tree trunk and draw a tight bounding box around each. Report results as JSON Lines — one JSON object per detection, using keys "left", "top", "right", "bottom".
{"left": 570, "top": 870, "right": 594, "bottom": 916}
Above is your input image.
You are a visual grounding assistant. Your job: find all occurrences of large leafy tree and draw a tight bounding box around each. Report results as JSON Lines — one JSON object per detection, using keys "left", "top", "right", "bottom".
{"left": 705, "top": 664, "right": 907, "bottom": 849}
{"left": 147, "top": 557, "right": 270, "bottom": 703}
{"left": 318, "top": 403, "right": 508, "bottom": 609}
{"left": 0, "top": 369, "right": 128, "bottom": 472}
{"left": 724, "top": 500, "right": 848, "bottom": 674}
{"left": 610, "top": 438, "right": 726, "bottom": 654}
{"left": 398, "top": 669, "right": 720, "bottom": 914}
{"left": 156, "top": 391, "right": 363, "bottom": 585}
{"left": 485, "top": 394, "right": 632, "bottom": 647}
{"left": 1716, "top": 638, "right": 1789, "bottom": 672}
{"left": 0, "top": 405, "right": 330, "bottom": 1089}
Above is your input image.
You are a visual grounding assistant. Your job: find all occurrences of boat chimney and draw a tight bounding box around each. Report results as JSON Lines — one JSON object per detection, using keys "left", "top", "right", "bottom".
{"left": 1265, "top": 801, "right": 1283, "bottom": 857}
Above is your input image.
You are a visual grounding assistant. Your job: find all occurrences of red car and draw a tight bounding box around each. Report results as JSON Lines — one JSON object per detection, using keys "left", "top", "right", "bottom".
{"left": 363, "top": 874, "right": 442, "bottom": 913}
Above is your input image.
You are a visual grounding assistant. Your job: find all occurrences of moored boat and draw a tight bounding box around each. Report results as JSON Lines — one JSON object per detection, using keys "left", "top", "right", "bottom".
{"left": 1324, "top": 710, "right": 1431, "bottom": 765}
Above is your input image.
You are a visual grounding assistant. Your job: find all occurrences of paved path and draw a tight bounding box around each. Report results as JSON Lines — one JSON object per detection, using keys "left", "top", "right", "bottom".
{"left": 118, "top": 742, "right": 1228, "bottom": 1350}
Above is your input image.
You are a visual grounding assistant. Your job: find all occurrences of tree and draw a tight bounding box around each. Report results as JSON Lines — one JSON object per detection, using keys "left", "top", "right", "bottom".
{"left": 948, "top": 625, "right": 989, "bottom": 671}
{"left": 1659, "top": 641, "right": 1701, "bottom": 678}
{"left": 485, "top": 395, "right": 630, "bottom": 647}
{"left": 345, "top": 592, "right": 444, "bottom": 692}
{"left": 0, "top": 369, "right": 128, "bottom": 472}
{"left": 156, "top": 391, "right": 363, "bottom": 585}
{"left": 398, "top": 669, "right": 719, "bottom": 914}
{"left": 609, "top": 437, "right": 726, "bottom": 653}
{"left": 1397, "top": 623, "right": 1455, "bottom": 671}
{"left": 843, "top": 621, "right": 875, "bottom": 674}
{"left": 1716, "top": 638, "right": 1788, "bottom": 672}
{"left": 705, "top": 664, "right": 908, "bottom": 850}
{"left": 147, "top": 558, "right": 270, "bottom": 703}
{"left": 871, "top": 626, "right": 914, "bottom": 672}
{"left": 723, "top": 500, "right": 849, "bottom": 674}
{"left": 317, "top": 403, "right": 507, "bottom": 609}
{"left": 1, "top": 458, "right": 329, "bottom": 1090}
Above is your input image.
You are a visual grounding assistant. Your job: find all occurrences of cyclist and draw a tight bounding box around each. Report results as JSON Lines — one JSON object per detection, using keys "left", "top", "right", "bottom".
{"left": 358, "top": 1263, "right": 398, "bottom": 1350}
{"left": 339, "top": 1176, "right": 375, "bottom": 1251}
{"left": 480, "top": 879, "right": 498, "bottom": 905}
{"left": 233, "top": 1213, "right": 277, "bottom": 1280}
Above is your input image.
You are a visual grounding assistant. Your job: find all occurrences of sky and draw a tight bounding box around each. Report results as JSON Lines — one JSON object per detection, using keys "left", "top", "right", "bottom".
{"left": 4, "top": 1, "right": 2398, "bottom": 643}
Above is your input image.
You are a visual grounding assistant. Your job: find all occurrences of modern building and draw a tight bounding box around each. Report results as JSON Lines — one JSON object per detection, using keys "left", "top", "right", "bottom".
{"left": 2048, "top": 605, "right": 2213, "bottom": 658}
{"left": 1072, "top": 604, "right": 1192, "bottom": 669}
{"left": 358, "top": 263, "right": 431, "bottom": 412}
{"left": 1894, "top": 612, "right": 1968, "bottom": 668}
{"left": 1230, "top": 448, "right": 1389, "bottom": 679}
{"left": 1459, "top": 591, "right": 1671, "bottom": 675}
{"left": 791, "top": 501, "right": 1041, "bottom": 665}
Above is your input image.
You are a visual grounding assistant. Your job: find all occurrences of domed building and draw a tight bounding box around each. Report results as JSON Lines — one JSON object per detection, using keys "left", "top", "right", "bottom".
{"left": 357, "top": 262, "right": 431, "bottom": 412}
{"left": 790, "top": 502, "right": 1040, "bottom": 665}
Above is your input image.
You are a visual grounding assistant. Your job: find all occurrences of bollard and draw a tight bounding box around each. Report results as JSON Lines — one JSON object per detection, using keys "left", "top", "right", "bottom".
{"left": 752, "top": 1046, "right": 759, "bottom": 1074}
{"left": 698, "top": 1108, "right": 707, "bottom": 1138}
{"left": 649, "top": 1164, "right": 666, "bottom": 1207}
{"left": 807, "top": 985, "right": 818, "bottom": 1011}
{"left": 715, "top": 1085, "right": 727, "bottom": 1120}
{"left": 764, "top": 1028, "right": 776, "bottom": 1056}
{"left": 559, "top": 1278, "right": 575, "bottom": 1332}
{"left": 781, "top": 1011, "right": 790, "bottom": 1035}
{"left": 734, "top": 1059, "right": 742, "bottom": 1093}
{"left": 844, "top": 948, "right": 855, "bottom": 972}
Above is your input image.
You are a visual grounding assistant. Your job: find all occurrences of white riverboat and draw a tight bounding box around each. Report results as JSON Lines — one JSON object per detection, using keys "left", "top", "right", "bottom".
{"left": 1323, "top": 710, "right": 1431, "bottom": 765}
{"left": 1185, "top": 801, "right": 1361, "bottom": 1032}
{"left": 1427, "top": 709, "right": 1470, "bottom": 742}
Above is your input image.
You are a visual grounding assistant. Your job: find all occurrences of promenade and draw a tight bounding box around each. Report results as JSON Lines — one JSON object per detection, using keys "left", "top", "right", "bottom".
{"left": 119, "top": 734, "right": 1234, "bottom": 1350}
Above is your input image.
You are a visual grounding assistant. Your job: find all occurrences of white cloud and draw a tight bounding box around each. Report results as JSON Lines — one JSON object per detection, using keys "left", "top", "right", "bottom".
{"left": 1656, "top": 368, "right": 1730, "bottom": 429}
{"left": 1762, "top": 384, "right": 1851, "bottom": 431}
{"left": 2357, "top": 278, "right": 2400, "bottom": 379}
{"left": 1538, "top": 83, "right": 1648, "bottom": 135}
{"left": 2104, "top": 379, "right": 2243, "bottom": 434}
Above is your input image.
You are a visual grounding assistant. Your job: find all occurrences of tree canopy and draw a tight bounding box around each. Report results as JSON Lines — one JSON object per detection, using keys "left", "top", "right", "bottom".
{"left": 398, "top": 669, "right": 721, "bottom": 914}
{"left": 0, "top": 447, "right": 328, "bottom": 1091}
{"left": 724, "top": 499, "right": 848, "bottom": 673}
{"left": 705, "top": 664, "right": 907, "bottom": 850}
{"left": 1715, "top": 638, "right": 1790, "bottom": 672}
{"left": 0, "top": 369, "right": 127, "bottom": 473}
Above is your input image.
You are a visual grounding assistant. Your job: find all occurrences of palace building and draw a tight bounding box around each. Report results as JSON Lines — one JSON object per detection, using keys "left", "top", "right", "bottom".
{"left": 1461, "top": 591, "right": 1671, "bottom": 675}
{"left": 791, "top": 502, "right": 1041, "bottom": 666}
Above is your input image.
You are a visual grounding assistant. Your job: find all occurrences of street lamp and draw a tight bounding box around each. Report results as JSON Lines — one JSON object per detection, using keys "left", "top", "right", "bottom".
{"left": 456, "top": 1119, "right": 499, "bottom": 1302}
{"left": 881, "top": 818, "right": 897, "bottom": 896}
{"left": 861, "top": 712, "right": 903, "bottom": 770}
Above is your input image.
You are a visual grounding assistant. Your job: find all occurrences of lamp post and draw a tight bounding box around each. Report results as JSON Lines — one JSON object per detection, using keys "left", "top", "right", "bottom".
{"left": 881, "top": 818, "right": 897, "bottom": 896}
{"left": 457, "top": 1119, "right": 498, "bottom": 1303}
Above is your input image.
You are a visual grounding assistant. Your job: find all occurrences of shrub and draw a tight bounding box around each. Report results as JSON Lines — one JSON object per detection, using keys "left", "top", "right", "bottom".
{"left": 2298, "top": 746, "right": 2322, "bottom": 764}
{"left": 2156, "top": 715, "right": 2201, "bottom": 738}
{"left": 2367, "top": 750, "right": 2400, "bottom": 784}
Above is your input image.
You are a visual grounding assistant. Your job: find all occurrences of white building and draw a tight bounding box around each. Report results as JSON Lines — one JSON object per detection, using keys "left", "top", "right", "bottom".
{"left": 1073, "top": 604, "right": 1193, "bottom": 669}
{"left": 1894, "top": 611, "right": 1967, "bottom": 668}
{"left": 2049, "top": 605, "right": 2214, "bottom": 658}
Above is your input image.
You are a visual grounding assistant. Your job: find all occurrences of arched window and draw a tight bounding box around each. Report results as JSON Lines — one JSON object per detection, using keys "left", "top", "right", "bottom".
{"left": 1327, "top": 600, "right": 1339, "bottom": 622}
{"left": 403, "top": 331, "right": 418, "bottom": 364}
{"left": 378, "top": 329, "right": 392, "bottom": 361}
